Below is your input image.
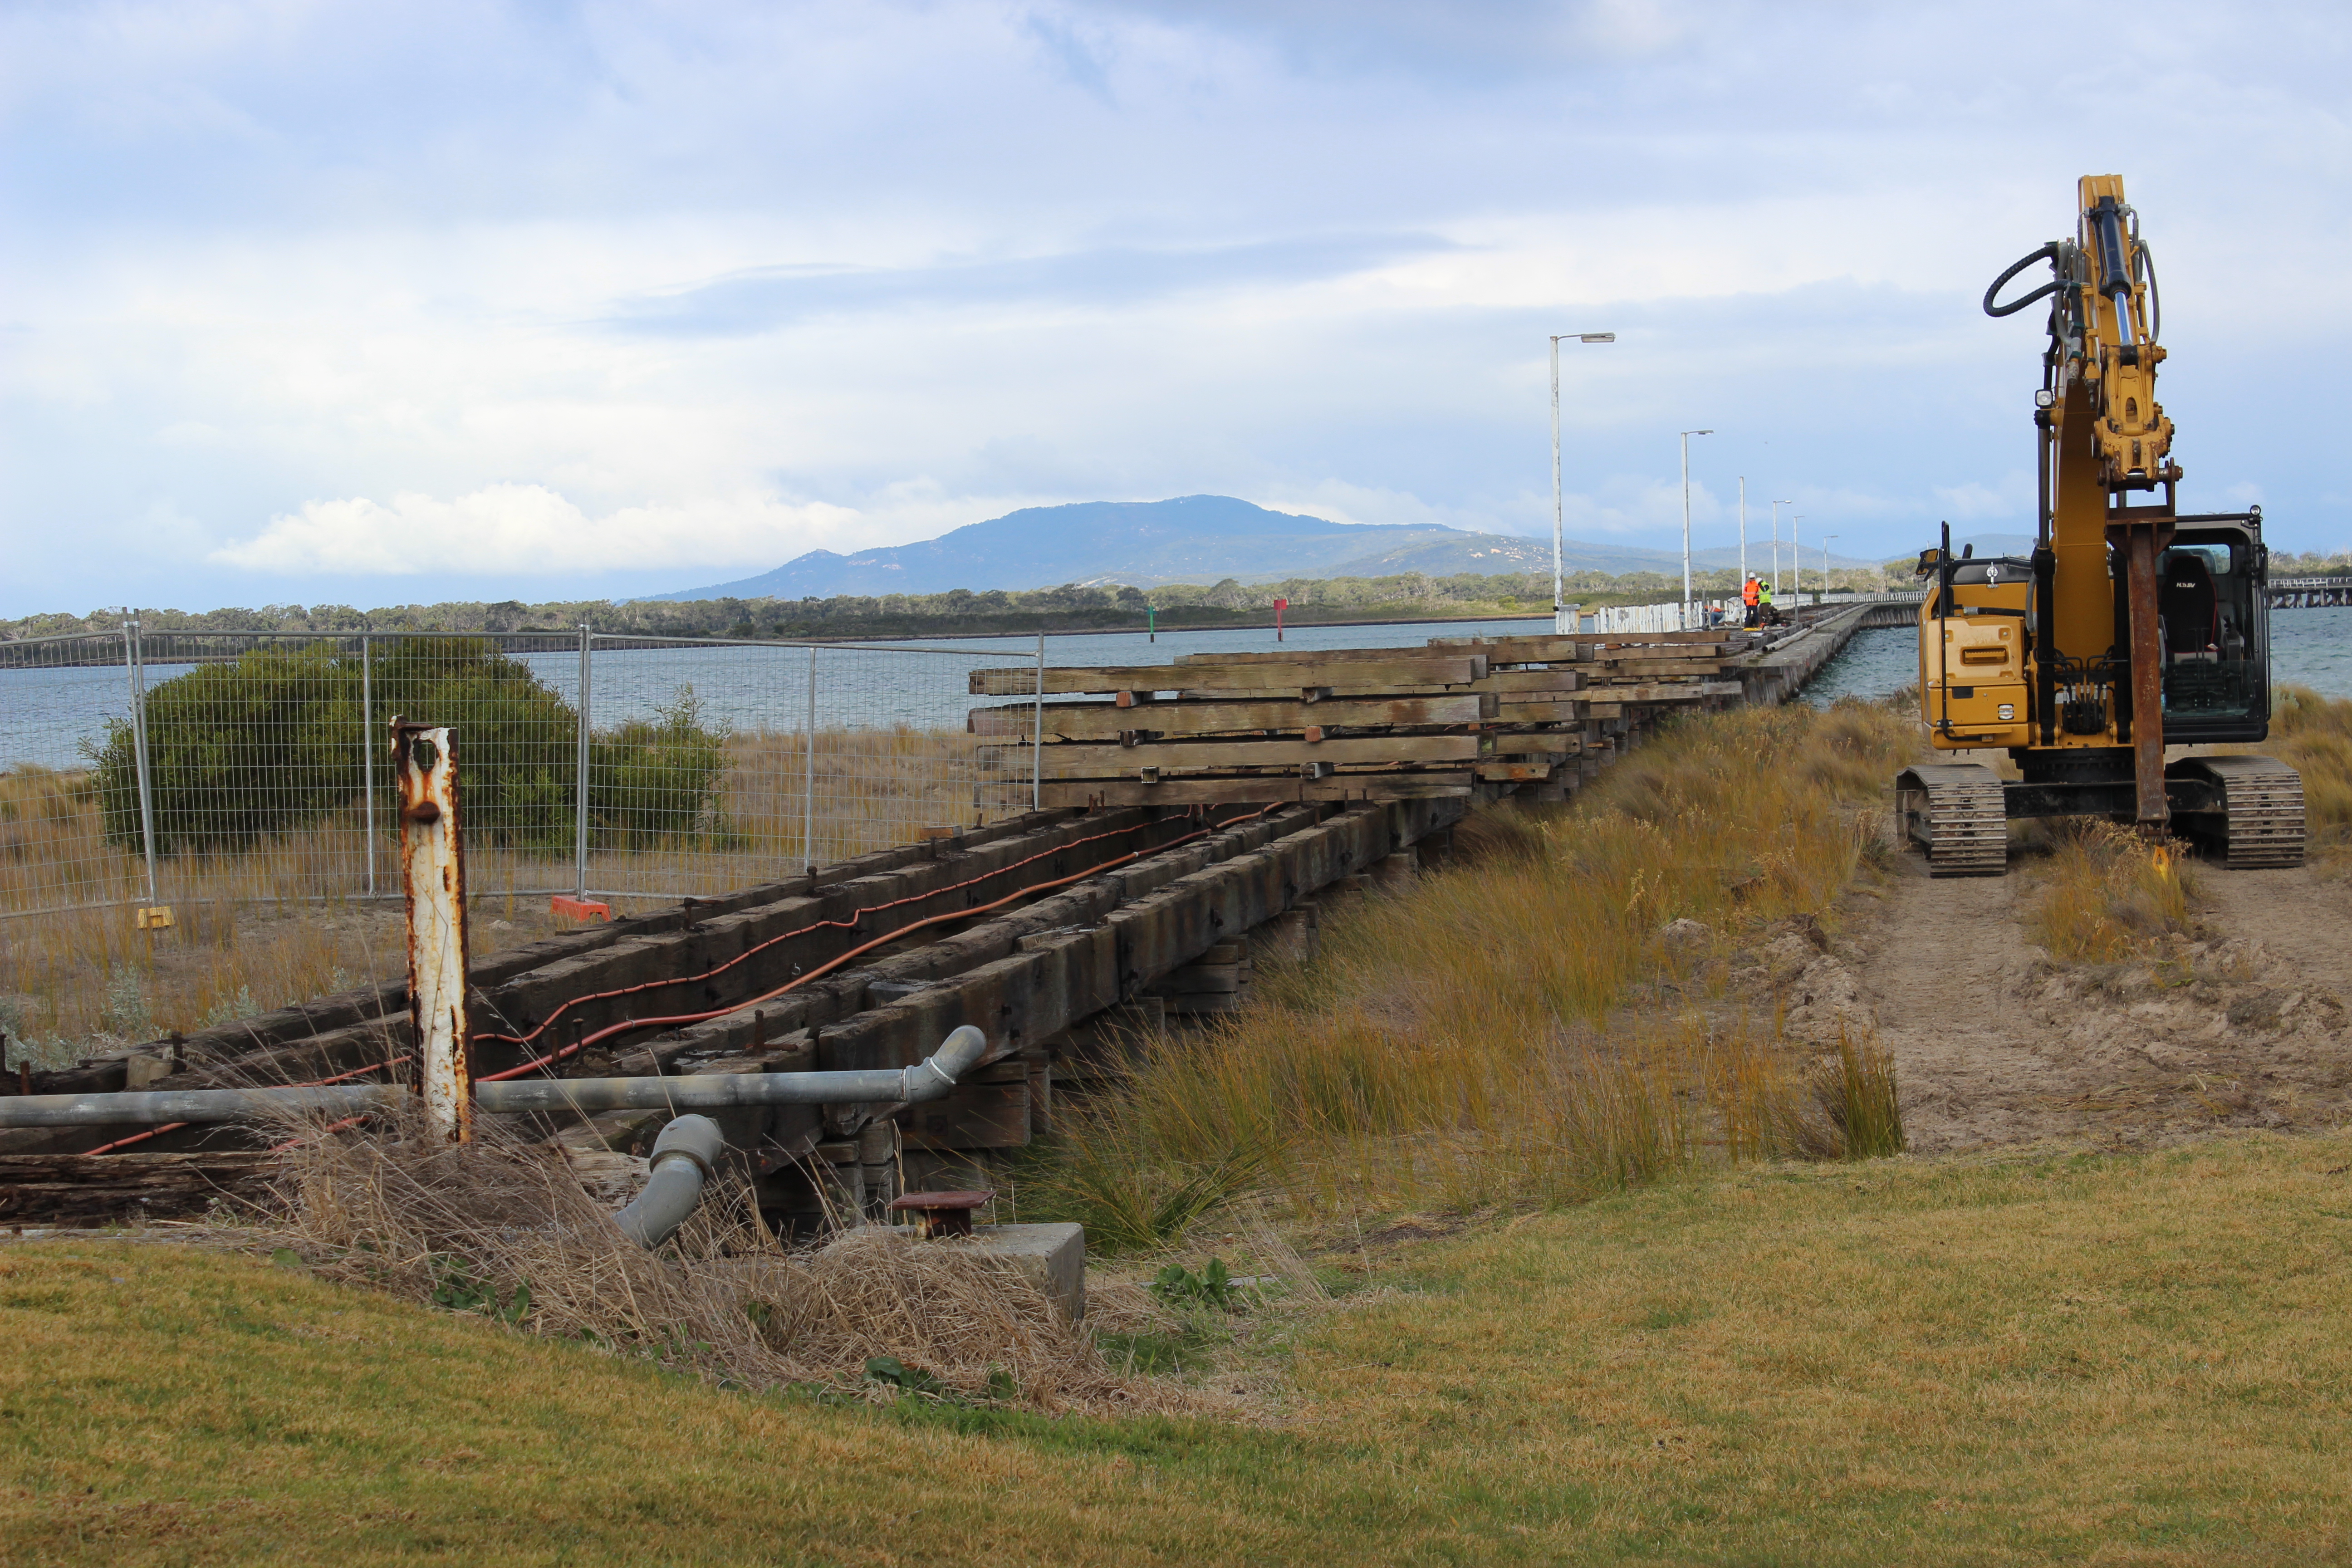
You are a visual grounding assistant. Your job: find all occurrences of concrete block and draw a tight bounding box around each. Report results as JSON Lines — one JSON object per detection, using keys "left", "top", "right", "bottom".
{"left": 968, "top": 1221, "right": 1086, "bottom": 1322}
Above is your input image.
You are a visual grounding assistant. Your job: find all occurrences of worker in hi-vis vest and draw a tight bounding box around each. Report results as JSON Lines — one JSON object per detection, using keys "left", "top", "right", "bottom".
{"left": 1741, "top": 574, "right": 1761, "bottom": 627}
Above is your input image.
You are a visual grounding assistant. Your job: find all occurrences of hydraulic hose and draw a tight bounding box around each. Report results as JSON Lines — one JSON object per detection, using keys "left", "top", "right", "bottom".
{"left": 1984, "top": 241, "right": 2063, "bottom": 318}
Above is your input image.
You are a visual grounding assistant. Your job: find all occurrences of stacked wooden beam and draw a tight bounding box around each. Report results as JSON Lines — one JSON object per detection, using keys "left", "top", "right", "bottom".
{"left": 970, "top": 650, "right": 1499, "bottom": 807}
{"left": 970, "top": 629, "right": 1749, "bottom": 809}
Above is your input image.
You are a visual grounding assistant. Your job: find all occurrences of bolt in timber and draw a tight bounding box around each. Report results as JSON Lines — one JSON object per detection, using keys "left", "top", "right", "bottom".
{"left": 392, "top": 716, "right": 471, "bottom": 1142}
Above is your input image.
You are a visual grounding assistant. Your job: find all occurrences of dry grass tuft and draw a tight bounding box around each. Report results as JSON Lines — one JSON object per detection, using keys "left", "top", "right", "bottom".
{"left": 254, "top": 1106, "right": 1208, "bottom": 1415}
{"left": 2026, "top": 821, "right": 2196, "bottom": 964}
{"left": 2268, "top": 684, "right": 2352, "bottom": 847}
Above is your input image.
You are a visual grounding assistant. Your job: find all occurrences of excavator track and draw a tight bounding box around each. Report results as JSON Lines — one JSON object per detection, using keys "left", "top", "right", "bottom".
{"left": 1895, "top": 763, "right": 2009, "bottom": 877}
{"left": 2172, "top": 755, "right": 2307, "bottom": 869}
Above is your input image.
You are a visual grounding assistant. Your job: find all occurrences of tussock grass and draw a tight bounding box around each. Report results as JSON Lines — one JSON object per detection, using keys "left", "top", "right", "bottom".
{"left": 1028, "top": 700, "right": 1921, "bottom": 1240}
{"left": 2268, "top": 684, "right": 2352, "bottom": 847}
{"left": 2027, "top": 822, "right": 2197, "bottom": 964}
{"left": 256, "top": 1105, "right": 1197, "bottom": 1416}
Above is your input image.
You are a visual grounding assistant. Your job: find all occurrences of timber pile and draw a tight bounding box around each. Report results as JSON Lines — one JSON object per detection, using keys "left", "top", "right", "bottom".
{"left": 970, "top": 628, "right": 1747, "bottom": 808}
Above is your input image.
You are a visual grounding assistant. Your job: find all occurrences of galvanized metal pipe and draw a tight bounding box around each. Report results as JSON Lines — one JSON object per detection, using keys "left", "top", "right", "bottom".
{"left": 0, "top": 1026, "right": 992, "bottom": 1129}
{"left": 613, "top": 1114, "right": 724, "bottom": 1249}
{"left": 0, "top": 1084, "right": 405, "bottom": 1128}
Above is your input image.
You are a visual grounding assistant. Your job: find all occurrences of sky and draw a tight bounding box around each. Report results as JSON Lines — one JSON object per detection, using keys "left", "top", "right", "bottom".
{"left": 4, "top": 0, "right": 2349, "bottom": 617}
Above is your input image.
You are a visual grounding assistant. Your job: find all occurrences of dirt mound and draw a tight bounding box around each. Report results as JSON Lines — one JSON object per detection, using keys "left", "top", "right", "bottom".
{"left": 1840, "top": 855, "right": 2352, "bottom": 1153}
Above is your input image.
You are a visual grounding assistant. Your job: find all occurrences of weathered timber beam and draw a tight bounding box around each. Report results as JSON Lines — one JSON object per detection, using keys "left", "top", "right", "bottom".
{"left": 620, "top": 806, "right": 1327, "bottom": 1064}
{"left": 810, "top": 802, "right": 1450, "bottom": 1075}
{"left": 970, "top": 657, "right": 1484, "bottom": 697}
{"left": 995, "top": 734, "right": 1485, "bottom": 778}
{"left": 967, "top": 694, "right": 1487, "bottom": 739}
{"left": 1468, "top": 671, "right": 1586, "bottom": 693}
{"left": 1424, "top": 635, "right": 1589, "bottom": 663}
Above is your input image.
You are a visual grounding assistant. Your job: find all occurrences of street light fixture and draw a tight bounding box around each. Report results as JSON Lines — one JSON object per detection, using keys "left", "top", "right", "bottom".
{"left": 1551, "top": 333, "right": 1615, "bottom": 634}
{"left": 1770, "top": 500, "right": 1792, "bottom": 597}
{"left": 1821, "top": 535, "right": 1839, "bottom": 605}
{"left": 1680, "top": 429, "right": 1713, "bottom": 629}
{"left": 1792, "top": 515, "right": 1805, "bottom": 603}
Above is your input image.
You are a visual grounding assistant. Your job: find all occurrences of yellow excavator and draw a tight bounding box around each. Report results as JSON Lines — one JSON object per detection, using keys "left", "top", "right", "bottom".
{"left": 1896, "top": 174, "right": 2306, "bottom": 876}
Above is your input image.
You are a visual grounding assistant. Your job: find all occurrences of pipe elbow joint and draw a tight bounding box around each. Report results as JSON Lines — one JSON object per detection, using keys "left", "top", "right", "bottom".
{"left": 647, "top": 1112, "right": 725, "bottom": 1178}
{"left": 898, "top": 1025, "right": 989, "bottom": 1103}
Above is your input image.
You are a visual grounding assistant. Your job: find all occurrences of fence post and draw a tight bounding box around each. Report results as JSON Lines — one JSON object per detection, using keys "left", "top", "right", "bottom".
{"left": 1033, "top": 632, "right": 1045, "bottom": 813}
{"left": 575, "top": 624, "right": 591, "bottom": 899}
{"left": 361, "top": 632, "right": 376, "bottom": 898}
{"left": 392, "top": 719, "right": 471, "bottom": 1142}
{"left": 122, "top": 618, "right": 159, "bottom": 906}
{"left": 802, "top": 645, "right": 818, "bottom": 872}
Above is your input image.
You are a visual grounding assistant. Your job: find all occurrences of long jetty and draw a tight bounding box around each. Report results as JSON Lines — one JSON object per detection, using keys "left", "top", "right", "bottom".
{"left": 0, "top": 614, "right": 1894, "bottom": 1229}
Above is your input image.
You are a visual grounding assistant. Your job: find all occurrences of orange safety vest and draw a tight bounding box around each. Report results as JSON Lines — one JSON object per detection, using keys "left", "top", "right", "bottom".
{"left": 1741, "top": 578, "right": 1760, "bottom": 606}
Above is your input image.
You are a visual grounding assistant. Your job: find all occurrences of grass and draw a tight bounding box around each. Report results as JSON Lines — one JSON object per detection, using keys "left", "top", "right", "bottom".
{"left": 0, "top": 726, "right": 1002, "bottom": 1061}
{"left": 2267, "top": 684, "right": 2352, "bottom": 848}
{"left": 7, "top": 1129, "right": 2352, "bottom": 1563}
{"left": 1022, "top": 699, "right": 1922, "bottom": 1240}
{"left": 2025, "top": 823, "right": 2198, "bottom": 965}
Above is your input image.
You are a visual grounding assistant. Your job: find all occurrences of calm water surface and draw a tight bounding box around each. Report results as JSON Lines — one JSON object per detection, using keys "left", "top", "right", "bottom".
{"left": 1804, "top": 606, "right": 2352, "bottom": 706}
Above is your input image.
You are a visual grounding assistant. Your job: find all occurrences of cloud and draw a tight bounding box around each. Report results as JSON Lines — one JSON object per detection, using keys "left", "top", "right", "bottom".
{"left": 604, "top": 233, "right": 1460, "bottom": 336}
{"left": 212, "top": 485, "right": 866, "bottom": 576}
{"left": 7, "top": 0, "right": 2352, "bottom": 619}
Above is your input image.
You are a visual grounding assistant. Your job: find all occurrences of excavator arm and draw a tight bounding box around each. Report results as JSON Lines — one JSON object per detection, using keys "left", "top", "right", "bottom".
{"left": 1985, "top": 175, "right": 2176, "bottom": 501}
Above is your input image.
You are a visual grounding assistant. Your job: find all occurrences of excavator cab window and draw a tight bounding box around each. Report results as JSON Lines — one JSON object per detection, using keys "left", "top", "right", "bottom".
{"left": 2158, "top": 536, "right": 2259, "bottom": 722}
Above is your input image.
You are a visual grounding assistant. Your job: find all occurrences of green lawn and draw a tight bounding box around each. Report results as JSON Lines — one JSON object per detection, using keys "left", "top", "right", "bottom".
{"left": 6, "top": 1131, "right": 2351, "bottom": 1564}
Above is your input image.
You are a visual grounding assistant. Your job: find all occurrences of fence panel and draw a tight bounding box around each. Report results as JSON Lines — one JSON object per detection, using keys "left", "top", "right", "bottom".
{"left": 576, "top": 636, "right": 1037, "bottom": 901}
{"left": 0, "top": 631, "right": 143, "bottom": 918}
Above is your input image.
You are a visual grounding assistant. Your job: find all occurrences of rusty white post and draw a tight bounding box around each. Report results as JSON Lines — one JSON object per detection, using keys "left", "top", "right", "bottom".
{"left": 392, "top": 717, "right": 471, "bottom": 1142}
{"left": 1033, "top": 632, "right": 1045, "bottom": 812}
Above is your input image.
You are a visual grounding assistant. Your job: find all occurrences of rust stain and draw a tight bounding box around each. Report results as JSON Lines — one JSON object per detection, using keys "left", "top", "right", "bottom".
{"left": 392, "top": 716, "right": 472, "bottom": 1142}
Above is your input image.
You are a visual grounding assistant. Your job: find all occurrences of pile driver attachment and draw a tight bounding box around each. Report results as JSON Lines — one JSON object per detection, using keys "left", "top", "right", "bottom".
{"left": 1901, "top": 175, "right": 2304, "bottom": 877}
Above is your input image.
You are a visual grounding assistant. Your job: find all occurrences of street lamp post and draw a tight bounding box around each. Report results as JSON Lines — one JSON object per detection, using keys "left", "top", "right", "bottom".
{"left": 1551, "top": 332, "right": 1615, "bottom": 635}
{"left": 1792, "top": 516, "right": 1804, "bottom": 604}
{"left": 1680, "top": 429, "right": 1713, "bottom": 630}
{"left": 1822, "top": 536, "right": 1838, "bottom": 605}
{"left": 1737, "top": 477, "right": 1748, "bottom": 604}
{"left": 1770, "top": 500, "right": 1792, "bottom": 597}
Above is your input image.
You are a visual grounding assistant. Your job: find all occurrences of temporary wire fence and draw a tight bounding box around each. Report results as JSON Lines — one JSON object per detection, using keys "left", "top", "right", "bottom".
{"left": 0, "top": 626, "right": 1043, "bottom": 923}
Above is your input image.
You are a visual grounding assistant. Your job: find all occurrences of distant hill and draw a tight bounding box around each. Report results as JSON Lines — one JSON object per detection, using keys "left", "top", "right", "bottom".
{"left": 641, "top": 495, "right": 1884, "bottom": 603}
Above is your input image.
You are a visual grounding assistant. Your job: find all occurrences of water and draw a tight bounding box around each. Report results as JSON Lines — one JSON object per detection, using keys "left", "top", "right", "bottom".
{"left": 1803, "top": 606, "right": 2352, "bottom": 706}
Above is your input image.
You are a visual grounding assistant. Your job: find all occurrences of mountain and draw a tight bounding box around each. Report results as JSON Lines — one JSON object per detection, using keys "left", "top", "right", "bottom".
{"left": 641, "top": 495, "right": 1879, "bottom": 601}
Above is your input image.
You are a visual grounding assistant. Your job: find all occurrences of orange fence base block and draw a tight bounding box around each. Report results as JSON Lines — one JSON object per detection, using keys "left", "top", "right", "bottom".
{"left": 550, "top": 895, "right": 612, "bottom": 922}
